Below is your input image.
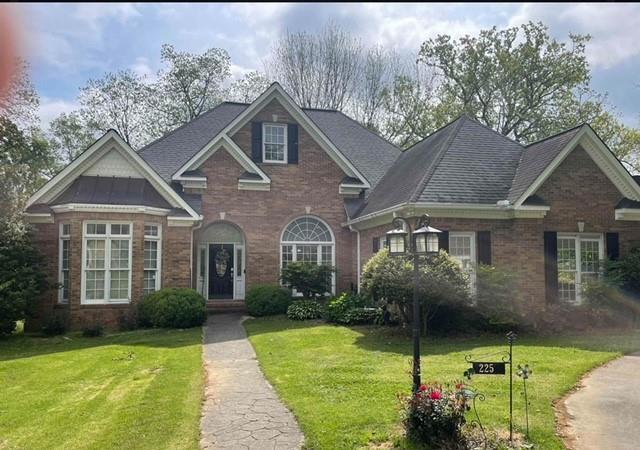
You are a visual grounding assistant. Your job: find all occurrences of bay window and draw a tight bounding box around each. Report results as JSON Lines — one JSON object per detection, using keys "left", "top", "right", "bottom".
{"left": 82, "top": 222, "right": 132, "bottom": 304}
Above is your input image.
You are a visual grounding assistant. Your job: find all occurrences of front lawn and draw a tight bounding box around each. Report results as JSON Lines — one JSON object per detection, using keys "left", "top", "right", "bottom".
{"left": 245, "top": 317, "right": 640, "bottom": 449}
{"left": 0, "top": 328, "right": 203, "bottom": 450}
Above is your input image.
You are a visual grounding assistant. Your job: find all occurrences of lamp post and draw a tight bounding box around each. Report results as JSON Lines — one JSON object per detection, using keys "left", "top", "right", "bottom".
{"left": 386, "top": 214, "right": 441, "bottom": 393}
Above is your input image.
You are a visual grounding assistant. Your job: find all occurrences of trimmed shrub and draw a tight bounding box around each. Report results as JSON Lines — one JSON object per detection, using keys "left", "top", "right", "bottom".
{"left": 82, "top": 323, "right": 104, "bottom": 337}
{"left": 138, "top": 288, "right": 206, "bottom": 329}
{"left": 287, "top": 299, "right": 322, "bottom": 320}
{"left": 323, "top": 292, "right": 366, "bottom": 322}
{"left": 246, "top": 284, "right": 292, "bottom": 316}
{"left": 281, "top": 262, "right": 335, "bottom": 298}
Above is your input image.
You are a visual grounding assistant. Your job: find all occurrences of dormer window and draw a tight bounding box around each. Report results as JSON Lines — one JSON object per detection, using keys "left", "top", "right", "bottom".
{"left": 263, "top": 123, "right": 287, "bottom": 163}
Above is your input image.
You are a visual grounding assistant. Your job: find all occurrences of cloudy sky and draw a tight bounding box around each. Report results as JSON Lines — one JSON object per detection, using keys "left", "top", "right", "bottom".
{"left": 12, "top": 2, "right": 640, "bottom": 127}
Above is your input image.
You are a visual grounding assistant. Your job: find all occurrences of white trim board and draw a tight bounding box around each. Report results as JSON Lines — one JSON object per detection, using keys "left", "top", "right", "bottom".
{"left": 25, "top": 131, "right": 200, "bottom": 220}
{"left": 514, "top": 126, "right": 640, "bottom": 207}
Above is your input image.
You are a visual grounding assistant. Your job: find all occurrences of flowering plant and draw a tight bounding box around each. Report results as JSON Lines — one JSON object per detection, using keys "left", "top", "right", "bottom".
{"left": 402, "top": 382, "right": 470, "bottom": 448}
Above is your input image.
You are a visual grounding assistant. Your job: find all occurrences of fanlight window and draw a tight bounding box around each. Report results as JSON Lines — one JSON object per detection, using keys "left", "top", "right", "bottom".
{"left": 282, "top": 217, "right": 333, "bottom": 243}
{"left": 281, "top": 217, "right": 335, "bottom": 293}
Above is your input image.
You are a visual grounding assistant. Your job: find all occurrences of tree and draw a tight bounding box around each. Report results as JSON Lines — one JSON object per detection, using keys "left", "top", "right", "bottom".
{"left": 227, "top": 71, "right": 271, "bottom": 103}
{"left": 268, "top": 23, "right": 362, "bottom": 110}
{"left": 48, "top": 111, "right": 100, "bottom": 163}
{"left": 0, "top": 117, "right": 57, "bottom": 219}
{"left": 0, "top": 58, "right": 39, "bottom": 128}
{"left": 417, "top": 21, "right": 640, "bottom": 170}
{"left": 350, "top": 46, "right": 400, "bottom": 132}
{"left": 152, "top": 44, "right": 231, "bottom": 130}
{"left": 0, "top": 218, "right": 49, "bottom": 336}
{"left": 419, "top": 22, "right": 593, "bottom": 142}
{"left": 361, "top": 249, "right": 469, "bottom": 332}
{"left": 78, "top": 70, "right": 153, "bottom": 148}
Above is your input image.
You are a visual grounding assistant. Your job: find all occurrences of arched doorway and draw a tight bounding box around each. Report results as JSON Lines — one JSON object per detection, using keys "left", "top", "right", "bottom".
{"left": 196, "top": 222, "right": 245, "bottom": 300}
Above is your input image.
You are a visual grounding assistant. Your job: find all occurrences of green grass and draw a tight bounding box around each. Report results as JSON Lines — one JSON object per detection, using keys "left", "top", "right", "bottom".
{"left": 0, "top": 328, "right": 203, "bottom": 450}
{"left": 245, "top": 317, "right": 640, "bottom": 449}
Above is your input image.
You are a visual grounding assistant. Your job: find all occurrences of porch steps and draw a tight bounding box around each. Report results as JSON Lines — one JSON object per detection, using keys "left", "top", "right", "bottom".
{"left": 206, "top": 300, "right": 247, "bottom": 313}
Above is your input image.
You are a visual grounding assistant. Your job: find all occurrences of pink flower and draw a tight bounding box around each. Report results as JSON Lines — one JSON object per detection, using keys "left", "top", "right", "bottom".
{"left": 419, "top": 384, "right": 428, "bottom": 392}
{"left": 429, "top": 390, "right": 443, "bottom": 400}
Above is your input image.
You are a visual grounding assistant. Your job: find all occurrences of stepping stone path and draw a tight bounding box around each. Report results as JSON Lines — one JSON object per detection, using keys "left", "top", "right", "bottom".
{"left": 201, "top": 313, "right": 304, "bottom": 450}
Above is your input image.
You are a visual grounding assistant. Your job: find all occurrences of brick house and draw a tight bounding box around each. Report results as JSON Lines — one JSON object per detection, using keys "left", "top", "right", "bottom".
{"left": 24, "top": 83, "right": 640, "bottom": 329}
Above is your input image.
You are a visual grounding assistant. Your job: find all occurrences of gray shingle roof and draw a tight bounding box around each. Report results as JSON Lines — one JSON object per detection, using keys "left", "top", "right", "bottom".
{"left": 138, "top": 102, "right": 401, "bottom": 188}
{"left": 139, "top": 103, "right": 247, "bottom": 181}
{"left": 507, "top": 125, "right": 584, "bottom": 203}
{"left": 354, "top": 117, "right": 594, "bottom": 219}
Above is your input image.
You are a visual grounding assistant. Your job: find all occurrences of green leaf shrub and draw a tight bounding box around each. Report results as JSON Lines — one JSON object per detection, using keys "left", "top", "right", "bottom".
{"left": 138, "top": 288, "right": 206, "bottom": 328}
{"left": 281, "top": 262, "right": 334, "bottom": 298}
{"left": 245, "top": 284, "right": 292, "bottom": 316}
{"left": 286, "top": 299, "right": 322, "bottom": 320}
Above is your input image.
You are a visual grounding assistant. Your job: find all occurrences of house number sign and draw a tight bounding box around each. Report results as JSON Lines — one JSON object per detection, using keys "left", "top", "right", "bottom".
{"left": 472, "top": 361, "right": 506, "bottom": 375}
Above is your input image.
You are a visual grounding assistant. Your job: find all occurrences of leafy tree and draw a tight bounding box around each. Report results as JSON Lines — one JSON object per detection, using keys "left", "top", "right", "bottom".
{"left": 48, "top": 111, "right": 100, "bottom": 163}
{"left": 78, "top": 70, "right": 153, "bottom": 148}
{"left": 417, "top": 21, "right": 640, "bottom": 169}
{"left": 0, "top": 117, "right": 57, "bottom": 219}
{"left": 0, "top": 219, "right": 49, "bottom": 336}
{"left": 0, "top": 58, "right": 39, "bottom": 128}
{"left": 361, "top": 249, "right": 469, "bottom": 332}
{"left": 227, "top": 71, "right": 271, "bottom": 103}
{"left": 152, "top": 44, "right": 231, "bottom": 130}
{"left": 280, "top": 262, "right": 334, "bottom": 298}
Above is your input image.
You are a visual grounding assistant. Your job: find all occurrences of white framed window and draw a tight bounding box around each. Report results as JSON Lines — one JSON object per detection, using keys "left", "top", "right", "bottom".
{"left": 281, "top": 216, "right": 335, "bottom": 294}
{"left": 263, "top": 123, "right": 287, "bottom": 163}
{"left": 449, "top": 232, "right": 477, "bottom": 293}
{"left": 143, "top": 224, "right": 162, "bottom": 296}
{"left": 81, "top": 222, "right": 132, "bottom": 304}
{"left": 557, "top": 233, "right": 604, "bottom": 304}
{"left": 58, "top": 223, "right": 71, "bottom": 304}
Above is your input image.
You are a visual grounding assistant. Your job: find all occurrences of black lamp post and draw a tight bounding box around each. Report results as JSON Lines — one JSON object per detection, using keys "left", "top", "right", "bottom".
{"left": 386, "top": 214, "right": 441, "bottom": 393}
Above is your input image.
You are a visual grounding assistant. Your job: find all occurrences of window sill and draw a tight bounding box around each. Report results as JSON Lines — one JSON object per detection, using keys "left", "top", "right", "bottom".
{"left": 80, "top": 301, "right": 131, "bottom": 307}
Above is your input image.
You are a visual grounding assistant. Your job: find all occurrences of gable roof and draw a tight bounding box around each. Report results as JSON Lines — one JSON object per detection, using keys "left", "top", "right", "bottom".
{"left": 25, "top": 130, "right": 200, "bottom": 220}
{"left": 507, "top": 125, "right": 583, "bottom": 204}
{"left": 138, "top": 85, "right": 401, "bottom": 188}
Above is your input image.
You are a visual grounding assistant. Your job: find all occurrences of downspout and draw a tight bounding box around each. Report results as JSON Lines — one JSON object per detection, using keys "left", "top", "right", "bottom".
{"left": 348, "top": 224, "right": 361, "bottom": 293}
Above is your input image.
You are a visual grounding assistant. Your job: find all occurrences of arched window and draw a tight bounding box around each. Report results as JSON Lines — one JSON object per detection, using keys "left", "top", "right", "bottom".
{"left": 281, "top": 217, "right": 335, "bottom": 292}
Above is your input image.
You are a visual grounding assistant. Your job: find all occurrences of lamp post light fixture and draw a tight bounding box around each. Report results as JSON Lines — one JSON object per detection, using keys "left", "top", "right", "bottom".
{"left": 386, "top": 214, "right": 442, "bottom": 393}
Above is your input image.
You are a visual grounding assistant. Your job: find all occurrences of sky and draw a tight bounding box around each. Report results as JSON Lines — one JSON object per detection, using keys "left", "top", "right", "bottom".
{"left": 11, "top": 2, "right": 640, "bottom": 128}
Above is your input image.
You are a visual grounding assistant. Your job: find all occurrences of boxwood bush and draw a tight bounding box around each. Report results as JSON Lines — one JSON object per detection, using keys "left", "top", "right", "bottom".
{"left": 138, "top": 288, "right": 206, "bottom": 328}
{"left": 245, "top": 284, "right": 292, "bottom": 316}
{"left": 287, "top": 299, "right": 322, "bottom": 320}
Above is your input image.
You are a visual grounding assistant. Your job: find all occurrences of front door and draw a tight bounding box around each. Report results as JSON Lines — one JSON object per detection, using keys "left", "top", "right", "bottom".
{"left": 209, "top": 244, "right": 234, "bottom": 299}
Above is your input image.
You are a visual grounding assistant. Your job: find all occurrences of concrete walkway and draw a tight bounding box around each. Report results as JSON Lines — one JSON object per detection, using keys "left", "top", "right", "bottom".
{"left": 200, "top": 313, "right": 304, "bottom": 450}
{"left": 564, "top": 353, "right": 640, "bottom": 450}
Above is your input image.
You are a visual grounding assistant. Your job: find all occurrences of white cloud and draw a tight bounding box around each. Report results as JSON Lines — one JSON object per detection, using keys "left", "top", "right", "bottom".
{"left": 73, "top": 3, "right": 141, "bottom": 29}
{"left": 510, "top": 3, "right": 640, "bottom": 69}
{"left": 38, "top": 97, "right": 79, "bottom": 129}
{"left": 130, "top": 56, "right": 157, "bottom": 82}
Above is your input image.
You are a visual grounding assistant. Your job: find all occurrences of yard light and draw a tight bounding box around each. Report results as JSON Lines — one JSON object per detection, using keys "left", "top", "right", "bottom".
{"left": 387, "top": 214, "right": 442, "bottom": 393}
{"left": 386, "top": 228, "right": 407, "bottom": 255}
